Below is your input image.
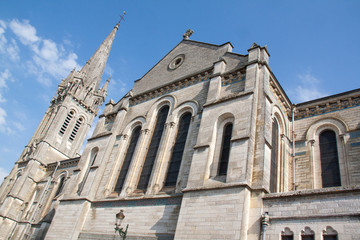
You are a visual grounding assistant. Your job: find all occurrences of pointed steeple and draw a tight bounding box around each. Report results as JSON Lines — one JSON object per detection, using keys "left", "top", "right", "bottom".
{"left": 81, "top": 23, "right": 120, "bottom": 89}
{"left": 101, "top": 76, "right": 111, "bottom": 92}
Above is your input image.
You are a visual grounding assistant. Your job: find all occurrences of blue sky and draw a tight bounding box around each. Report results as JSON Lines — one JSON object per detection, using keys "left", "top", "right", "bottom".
{"left": 0, "top": 0, "right": 359, "bottom": 182}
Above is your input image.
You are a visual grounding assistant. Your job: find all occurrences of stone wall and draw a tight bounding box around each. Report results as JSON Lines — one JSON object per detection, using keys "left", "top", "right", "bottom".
{"left": 263, "top": 187, "right": 360, "bottom": 240}
{"left": 174, "top": 187, "right": 250, "bottom": 240}
{"left": 82, "top": 197, "right": 181, "bottom": 239}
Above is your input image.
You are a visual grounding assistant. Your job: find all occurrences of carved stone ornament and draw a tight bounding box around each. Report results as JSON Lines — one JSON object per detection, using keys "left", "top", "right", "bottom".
{"left": 183, "top": 29, "right": 194, "bottom": 40}
{"left": 152, "top": 184, "right": 160, "bottom": 193}
{"left": 169, "top": 122, "right": 176, "bottom": 128}
{"left": 142, "top": 129, "right": 150, "bottom": 135}
{"left": 22, "top": 146, "right": 31, "bottom": 161}
{"left": 125, "top": 187, "right": 132, "bottom": 195}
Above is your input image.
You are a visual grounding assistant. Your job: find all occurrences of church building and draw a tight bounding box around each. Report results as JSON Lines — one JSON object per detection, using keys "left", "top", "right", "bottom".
{"left": 0, "top": 22, "right": 359, "bottom": 240}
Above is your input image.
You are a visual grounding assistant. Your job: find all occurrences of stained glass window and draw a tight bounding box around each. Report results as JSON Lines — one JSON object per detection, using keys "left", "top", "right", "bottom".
{"left": 164, "top": 112, "right": 191, "bottom": 187}
{"left": 218, "top": 123, "right": 233, "bottom": 176}
{"left": 137, "top": 106, "right": 169, "bottom": 190}
{"left": 270, "top": 119, "right": 279, "bottom": 193}
{"left": 114, "top": 126, "right": 141, "bottom": 192}
{"left": 55, "top": 175, "right": 65, "bottom": 197}
{"left": 319, "top": 130, "right": 341, "bottom": 188}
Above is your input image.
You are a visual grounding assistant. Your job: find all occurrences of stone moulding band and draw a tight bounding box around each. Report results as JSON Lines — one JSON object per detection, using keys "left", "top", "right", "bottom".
{"left": 130, "top": 71, "right": 211, "bottom": 107}
{"left": 91, "top": 196, "right": 182, "bottom": 208}
{"left": 262, "top": 186, "right": 360, "bottom": 199}
{"left": 295, "top": 96, "right": 360, "bottom": 120}
{"left": 269, "top": 212, "right": 360, "bottom": 221}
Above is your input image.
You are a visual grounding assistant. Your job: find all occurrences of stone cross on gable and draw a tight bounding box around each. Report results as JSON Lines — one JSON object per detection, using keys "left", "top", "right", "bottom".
{"left": 183, "top": 29, "right": 194, "bottom": 40}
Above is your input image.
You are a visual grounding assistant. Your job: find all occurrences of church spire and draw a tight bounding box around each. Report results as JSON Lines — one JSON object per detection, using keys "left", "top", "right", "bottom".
{"left": 80, "top": 23, "right": 120, "bottom": 89}
{"left": 101, "top": 76, "right": 111, "bottom": 93}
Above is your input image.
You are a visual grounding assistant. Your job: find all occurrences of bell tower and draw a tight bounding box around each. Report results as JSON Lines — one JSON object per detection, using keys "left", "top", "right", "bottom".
{"left": 0, "top": 23, "right": 119, "bottom": 239}
{"left": 25, "top": 23, "right": 119, "bottom": 162}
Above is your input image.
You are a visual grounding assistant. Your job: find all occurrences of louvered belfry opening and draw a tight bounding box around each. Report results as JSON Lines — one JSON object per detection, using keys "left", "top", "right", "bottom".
{"left": 59, "top": 111, "right": 74, "bottom": 135}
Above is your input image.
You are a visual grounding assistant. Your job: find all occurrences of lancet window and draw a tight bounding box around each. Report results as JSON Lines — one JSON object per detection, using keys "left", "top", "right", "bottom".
{"left": 218, "top": 123, "right": 233, "bottom": 176}
{"left": 137, "top": 105, "right": 169, "bottom": 191}
{"left": 164, "top": 112, "right": 191, "bottom": 187}
{"left": 270, "top": 119, "right": 279, "bottom": 193}
{"left": 319, "top": 130, "right": 341, "bottom": 188}
{"left": 77, "top": 148, "right": 98, "bottom": 194}
{"left": 55, "top": 175, "right": 66, "bottom": 197}
{"left": 114, "top": 126, "right": 141, "bottom": 192}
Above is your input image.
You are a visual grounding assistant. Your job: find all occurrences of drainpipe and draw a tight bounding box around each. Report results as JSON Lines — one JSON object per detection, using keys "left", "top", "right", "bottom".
{"left": 292, "top": 106, "right": 296, "bottom": 191}
{"left": 22, "top": 161, "right": 60, "bottom": 240}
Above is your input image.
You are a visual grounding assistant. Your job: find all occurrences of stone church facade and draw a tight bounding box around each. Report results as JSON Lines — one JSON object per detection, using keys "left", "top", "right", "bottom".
{"left": 0, "top": 23, "right": 359, "bottom": 240}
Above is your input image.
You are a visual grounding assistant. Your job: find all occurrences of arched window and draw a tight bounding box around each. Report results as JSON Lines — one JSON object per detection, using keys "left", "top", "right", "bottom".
{"left": 218, "top": 123, "right": 233, "bottom": 176}
{"left": 55, "top": 175, "right": 66, "bottom": 197}
{"left": 301, "top": 226, "right": 315, "bottom": 240}
{"left": 281, "top": 227, "right": 294, "bottom": 240}
{"left": 319, "top": 130, "right": 341, "bottom": 188}
{"left": 69, "top": 117, "right": 83, "bottom": 142}
{"left": 77, "top": 148, "right": 98, "bottom": 194}
{"left": 114, "top": 126, "right": 141, "bottom": 192}
{"left": 59, "top": 110, "right": 74, "bottom": 135}
{"left": 90, "top": 151, "right": 97, "bottom": 166}
{"left": 323, "top": 226, "right": 338, "bottom": 240}
{"left": 270, "top": 119, "right": 279, "bottom": 193}
{"left": 164, "top": 112, "right": 192, "bottom": 187}
{"left": 137, "top": 106, "right": 169, "bottom": 191}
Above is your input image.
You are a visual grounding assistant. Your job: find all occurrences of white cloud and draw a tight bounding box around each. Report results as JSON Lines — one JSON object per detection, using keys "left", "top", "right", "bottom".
{"left": 0, "top": 167, "right": 9, "bottom": 185}
{"left": 6, "top": 18, "right": 80, "bottom": 86}
{"left": 289, "top": 73, "right": 328, "bottom": 103}
{"left": 0, "top": 107, "right": 6, "bottom": 126}
{"left": 0, "top": 69, "right": 12, "bottom": 103}
{"left": 0, "top": 107, "right": 13, "bottom": 134}
{"left": 0, "top": 20, "right": 6, "bottom": 29}
{"left": 0, "top": 68, "right": 11, "bottom": 88}
{"left": 0, "top": 22, "right": 20, "bottom": 62}
{"left": 39, "top": 39, "right": 58, "bottom": 61}
{"left": 0, "top": 21, "right": 7, "bottom": 54}
{"left": 13, "top": 122, "right": 25, "bottom": 131}
{"left": 104, "top": 64, "right": 114, "bottom": 76}
{"left": 9, "top": 19, "right": 39, "bottom": 45}
{"left": 7, "top": 39, "right": 20, "bottom": 61}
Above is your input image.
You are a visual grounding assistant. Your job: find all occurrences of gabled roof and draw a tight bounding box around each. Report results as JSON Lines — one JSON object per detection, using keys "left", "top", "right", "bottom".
{"left": 132, "top": 39, "right": 247, "bottom": 96}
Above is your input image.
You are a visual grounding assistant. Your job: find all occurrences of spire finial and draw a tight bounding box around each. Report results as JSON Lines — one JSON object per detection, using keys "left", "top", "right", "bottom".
{"left": 183, "top": 29, "right": 194, "bottom": 40}
{"left": 117, "top": 11, "right": 126, "bottom": 26}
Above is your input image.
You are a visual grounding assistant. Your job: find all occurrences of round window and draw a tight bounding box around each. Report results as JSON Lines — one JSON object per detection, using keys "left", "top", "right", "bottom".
{"left": 168, "top": 54, "right": 185, "bottom": 70}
